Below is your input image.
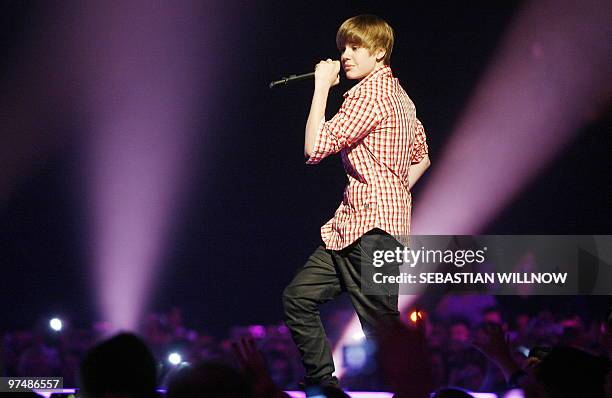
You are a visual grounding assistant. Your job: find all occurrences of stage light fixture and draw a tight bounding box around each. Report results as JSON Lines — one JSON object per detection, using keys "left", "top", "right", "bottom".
{"left": 409, "top": 310, "right": 424, "bottom": 323}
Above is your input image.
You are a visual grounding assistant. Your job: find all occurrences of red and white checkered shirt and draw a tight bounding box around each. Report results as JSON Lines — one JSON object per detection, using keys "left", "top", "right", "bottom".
{"left": 306, "top": 65, "right": 428, "bottom": 250}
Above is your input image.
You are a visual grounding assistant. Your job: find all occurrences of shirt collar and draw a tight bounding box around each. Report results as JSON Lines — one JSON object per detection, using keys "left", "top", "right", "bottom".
{"left": 343, "top": 64, "right": 393, "bottom": 98}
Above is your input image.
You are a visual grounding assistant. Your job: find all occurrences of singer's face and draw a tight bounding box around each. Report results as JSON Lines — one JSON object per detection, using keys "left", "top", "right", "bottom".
{"left": 340, "top": 43, "right": 383, "bottom": 80}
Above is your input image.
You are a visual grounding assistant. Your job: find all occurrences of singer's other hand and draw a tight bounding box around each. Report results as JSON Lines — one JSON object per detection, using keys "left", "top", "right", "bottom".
{"left": 314, "top": 59, "right": 340, "bottom": 88}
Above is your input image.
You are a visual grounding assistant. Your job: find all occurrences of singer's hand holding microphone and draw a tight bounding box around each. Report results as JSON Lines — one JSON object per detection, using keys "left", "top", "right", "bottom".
{"left": 315, "top": 59, "right": 340, "bottom": 88}
{"left": 267, "top": 58, "right": 340, "bottom": 88}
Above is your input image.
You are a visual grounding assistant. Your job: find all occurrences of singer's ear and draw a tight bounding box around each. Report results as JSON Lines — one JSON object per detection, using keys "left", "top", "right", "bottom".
{"left": 374, "top": 48, "right": 386, "bottom": 63}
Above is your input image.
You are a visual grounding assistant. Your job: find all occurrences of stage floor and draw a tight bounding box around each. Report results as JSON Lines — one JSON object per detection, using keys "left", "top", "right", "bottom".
{"left": 33, "top": 389, "right": 519, "bottom": 398}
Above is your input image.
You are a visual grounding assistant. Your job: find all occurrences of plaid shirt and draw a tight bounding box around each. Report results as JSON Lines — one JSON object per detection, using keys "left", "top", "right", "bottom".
{"left": 306, "top": 65, "right": 428, "bottom": 250}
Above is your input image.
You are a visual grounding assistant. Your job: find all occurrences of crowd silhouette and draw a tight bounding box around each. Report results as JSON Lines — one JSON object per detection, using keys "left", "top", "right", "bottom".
{"left": 2, "top": 302, "right": 611, "bottom": 397}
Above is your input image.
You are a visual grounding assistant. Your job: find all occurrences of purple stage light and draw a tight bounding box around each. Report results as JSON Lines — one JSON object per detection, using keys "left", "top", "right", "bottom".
{"left": 77, "top": 1, "right": 208, "bottom": 331}
{"left": 34, "top": 390, "right": 77, "bottom": 398}
{"left": 285, "top": 393, "right": 394, "bottom": 398}
{"left": 249, "top": 325, "right": 267, "bottom": 338}
{"left": 502, "top": 390, "right": 526, "bottom": 398}
{"left": 412, "top": 0, "right": 612, "bottom": 235}
{"left": 285, "top": 392, "right": 500, "bottom": 398}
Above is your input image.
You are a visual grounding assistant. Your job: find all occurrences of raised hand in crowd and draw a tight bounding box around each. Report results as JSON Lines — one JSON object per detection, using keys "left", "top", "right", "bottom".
{"left": 232, "top": 337, "right": 290, "bottom": 398}
{"left": 472, "top": 324, "right": 547, "bottom": 398}
{"left": 472, "top": 323, "right": 522, "bottom": 383}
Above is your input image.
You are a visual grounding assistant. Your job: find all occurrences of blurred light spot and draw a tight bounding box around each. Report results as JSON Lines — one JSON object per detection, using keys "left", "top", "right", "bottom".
{"left": 168, "top": 352, "right": 182, "bottom": 365}
{"left": 49, "top": 318, "right": 63, "bottom": 332}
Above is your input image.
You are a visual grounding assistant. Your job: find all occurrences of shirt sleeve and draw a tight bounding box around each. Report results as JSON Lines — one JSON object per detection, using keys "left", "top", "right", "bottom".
{"left": 306, "top": 94, "right": 381, "bottom": 165}
{"left": 410, "top": 117, "right": 429, "bottom": 164}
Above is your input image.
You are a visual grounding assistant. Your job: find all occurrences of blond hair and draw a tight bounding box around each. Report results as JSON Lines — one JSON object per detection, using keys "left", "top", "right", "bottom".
{"left": 336, "top": 15, "right": 394, "bottom": 65}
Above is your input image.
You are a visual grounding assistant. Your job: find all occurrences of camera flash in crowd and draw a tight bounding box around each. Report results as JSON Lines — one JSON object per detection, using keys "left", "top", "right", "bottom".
{"left": 168, "top": 352, "right": 182, "bottom": 365}
{"left": 49, "top": 317, "right": 63, "bottom": 332}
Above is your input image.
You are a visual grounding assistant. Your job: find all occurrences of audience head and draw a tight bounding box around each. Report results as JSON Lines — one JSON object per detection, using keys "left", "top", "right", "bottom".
{"left": 482, "top": 306, "right": 503, "bottom": 325}
{"left": 79, "top": 333, "right": 158, "bottom": 398}
{"left": 449, "top": 318, "right": 471, "bottom": 344}
{"left": 17, "top": 344, "right": 59, "bottom": 377}
{"left": 535, "top": 345, "right": 609, "bottom": 398}
{"left": 166, "top": 361, "right": 249, "bottom": 398}
{"left": 447, "top": 359, "right": 485, "bottom": 392}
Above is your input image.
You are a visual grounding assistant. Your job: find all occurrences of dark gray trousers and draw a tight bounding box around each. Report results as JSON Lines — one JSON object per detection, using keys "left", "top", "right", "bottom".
{"left": 282, "top": 229, "right": 400, "bottom": 384}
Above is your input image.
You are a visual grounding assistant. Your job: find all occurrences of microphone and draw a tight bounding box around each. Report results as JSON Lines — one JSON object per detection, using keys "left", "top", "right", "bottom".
{"left": 269, "top": 72, "right": 315, "bottom": 89}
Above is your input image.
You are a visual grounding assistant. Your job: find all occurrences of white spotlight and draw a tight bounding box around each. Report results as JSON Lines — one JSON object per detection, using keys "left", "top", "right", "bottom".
{"left": 49, "top": 318, "right": 63, "bottom": 332}
{"left": 168, "top": 352, "right": 182, "bottom": 365}
{"left": 351, "top": 330, "right": 365, "bottom": 342}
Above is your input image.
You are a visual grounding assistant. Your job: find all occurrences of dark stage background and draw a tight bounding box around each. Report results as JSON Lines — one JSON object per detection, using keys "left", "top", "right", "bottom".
{"left": 1, "top": 1, "right": 610, "bottom": 336}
